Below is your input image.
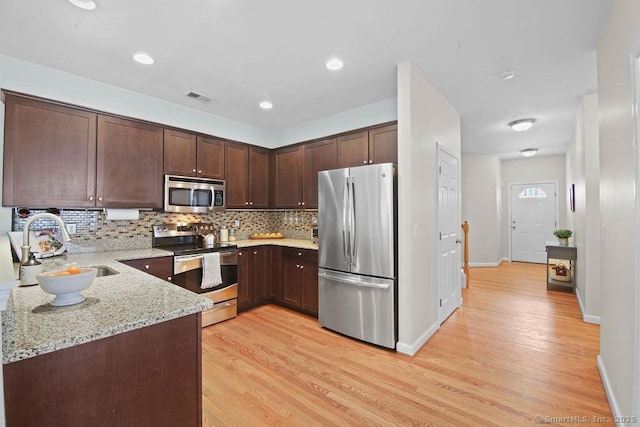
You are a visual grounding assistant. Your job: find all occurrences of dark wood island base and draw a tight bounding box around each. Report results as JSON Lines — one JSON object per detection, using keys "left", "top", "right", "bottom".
{"left": 4, "top": 313, "right": 202, "bottom": 427}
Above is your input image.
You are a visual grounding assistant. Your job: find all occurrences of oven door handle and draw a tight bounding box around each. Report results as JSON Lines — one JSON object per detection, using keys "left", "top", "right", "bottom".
{"left": 174, "top": 255, "right": 204, "bottom": 274}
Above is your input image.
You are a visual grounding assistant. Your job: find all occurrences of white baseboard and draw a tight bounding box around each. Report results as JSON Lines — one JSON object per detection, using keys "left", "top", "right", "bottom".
{"left": 597, "top": 355, "right": 622, "bottom": 425}
{"left": 396, "top": 321, "right": 439, "bottom": 356}
{"left": 469, "top": 259, "right": 504, "bottom": 267}
{"left": 575, "top": 289, "right": 601, "bottom": 325}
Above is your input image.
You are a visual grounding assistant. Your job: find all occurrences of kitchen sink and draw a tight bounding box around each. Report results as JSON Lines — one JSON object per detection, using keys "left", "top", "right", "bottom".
{"left": 88, "top": 265, "right": 120, "bottom": 277}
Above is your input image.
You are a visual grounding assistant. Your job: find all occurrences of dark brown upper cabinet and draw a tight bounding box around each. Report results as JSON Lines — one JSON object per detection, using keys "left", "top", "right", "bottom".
{"left": 163, "top": 129, "right": 225, "bottom": 179}
{"left": 337, "top": 124, "right": 397, "bottom": 168}
{"left": 2, "top": 93, "right": 97, "bottom": 208}
{"left": 225, "top": 142, "right": 269, "bottom": 209}
{"left": 272, "top": 145, "right": 303, "bottom": 209}
{"left": 96, "top": 115, "right": 164, "bottom": 208}
{"left": 272, "top": 138, "right": 337, "bottom": 209}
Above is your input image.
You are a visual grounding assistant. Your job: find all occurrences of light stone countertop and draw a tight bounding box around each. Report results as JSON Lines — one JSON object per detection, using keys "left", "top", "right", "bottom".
{"left": 235, "top": 238, "right": 318, "bottom": 250}
{"left": 3, "top": 248, "right": 211, "bottom": 364}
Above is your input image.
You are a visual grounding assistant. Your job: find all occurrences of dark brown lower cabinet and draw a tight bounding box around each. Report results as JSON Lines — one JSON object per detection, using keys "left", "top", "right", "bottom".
{"left": 4, "top": 314, "right": 203, "bottom": 427}
{"left": 281, "top": 248, "right": 318, "bottom": 317}
{"left": 120, "top": 256, "right": 173, "bottom": 283}
{"left": 237, "top": 246, "right": 271, "bottom": 312}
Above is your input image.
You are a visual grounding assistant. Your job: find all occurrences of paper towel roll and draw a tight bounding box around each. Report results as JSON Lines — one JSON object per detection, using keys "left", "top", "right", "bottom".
{"left": 105, "top": 209, "right": 140, "bottom": 221}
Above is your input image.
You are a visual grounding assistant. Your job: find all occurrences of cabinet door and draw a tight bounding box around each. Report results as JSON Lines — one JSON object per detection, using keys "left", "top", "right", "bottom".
{"left": 303, "top": 138, "right": 337, "bottom": 209}
{"left": 300, "top": 259, "right": 319, "bottom": 316}
{"left": 251, "top": 246, "right": 270, "bottom": 304}
{"left": 273, "top": 145, "right": 303, "bottom": 208}
{"left": 225, "top": 142, "right": 249, "bottom": 208}
{"left": 248, "top": 147, "right": 270, "bottom": 208}
{"left": 337, "top": 131, "right": 369, "bottom": 168}
{"left": 196, "top": 136, "right": 225, "bottom": 179}
{"left": 163, "top": 129, "right": 197, "bottom": 176}
{"left": 237, "top": 249, "right": 252, "bottom": 311}
{"left": 97, "top": 115, "right": 163, "bottom": 208}
{"left": 2, "top": 94, "right": 97, "bottom": 207}
{"left": 369, "top": 124, "right": 397, "bottom": 165}
{"left": 282, "top": 256, "right": 301, "bottom": 307}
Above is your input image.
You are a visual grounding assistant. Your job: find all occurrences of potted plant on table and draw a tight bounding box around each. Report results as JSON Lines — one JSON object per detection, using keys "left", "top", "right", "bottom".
{"left": 553, "top": 229, "right": 572, "bottom": 246}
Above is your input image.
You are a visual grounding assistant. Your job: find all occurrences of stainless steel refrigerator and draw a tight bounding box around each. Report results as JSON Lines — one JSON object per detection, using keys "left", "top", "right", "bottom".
{"left": 318, "top": 162, "right": 397, "bottom": 349}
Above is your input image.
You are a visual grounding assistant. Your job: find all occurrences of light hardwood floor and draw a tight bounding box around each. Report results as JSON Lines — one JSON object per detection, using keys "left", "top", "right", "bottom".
{"left": 201, "top": 262, "right": 612, "bottom": 426}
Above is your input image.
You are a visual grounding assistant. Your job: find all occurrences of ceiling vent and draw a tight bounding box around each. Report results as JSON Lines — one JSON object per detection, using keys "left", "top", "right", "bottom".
{"left": 185, "top": 91, "right": 213, "bottom": 103}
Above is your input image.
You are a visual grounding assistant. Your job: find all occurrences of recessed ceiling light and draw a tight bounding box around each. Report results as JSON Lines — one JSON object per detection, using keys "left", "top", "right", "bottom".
{"left": 259, "top": 101, "right": 273, "bottom": 110}
{"left": 498, "top": 69, "right": 516, "bottom": 81}
{"left": 68, "top": 0, "right": 96, "bottom": 10}
{"left": 508, "top": 118, "right": 536, "bottom": 132}
{"left": 520, "top": 148, "right": 538, "bottom": 157}
{"left": 326, "top": 58, "right": 344, "bottom": 71}
{"left": 133, "top": 53, "right": 154, "bottom": 65}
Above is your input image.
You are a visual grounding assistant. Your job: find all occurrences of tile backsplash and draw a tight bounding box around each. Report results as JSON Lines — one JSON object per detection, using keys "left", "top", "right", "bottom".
{"left": 12, "top": 208, "right": 317, "bottom": 254}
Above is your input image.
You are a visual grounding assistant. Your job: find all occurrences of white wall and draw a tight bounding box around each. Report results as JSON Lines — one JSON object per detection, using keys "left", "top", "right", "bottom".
{"left": 565, "top": 93, "right": 601, "bottom": 324}
{"left": 396, "top": 61, "right": 460, "bottom": 356}
{"left": 500, "top": 156, "right": 567, "bottom": 260}
{"left": 273, "top": 98, "right": 397, "bottom": 147}
{"left": 461, "top": 154, "right": 502, "bottom": 266}
{"left": 595, "top": 0, "right": 640, "bottom": 419}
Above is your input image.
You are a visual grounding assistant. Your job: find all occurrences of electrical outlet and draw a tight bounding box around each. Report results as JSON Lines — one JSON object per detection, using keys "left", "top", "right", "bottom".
{"left": 66, "top": 223, "right": 77, "bottom": 235}
{"left": 234, "top": 219, "right": 241, "bottom": 228}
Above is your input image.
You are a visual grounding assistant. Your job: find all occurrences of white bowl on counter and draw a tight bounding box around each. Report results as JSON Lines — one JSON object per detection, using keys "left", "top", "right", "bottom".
{"left": 37, "top": 267, "right": 97, "bottom": 306}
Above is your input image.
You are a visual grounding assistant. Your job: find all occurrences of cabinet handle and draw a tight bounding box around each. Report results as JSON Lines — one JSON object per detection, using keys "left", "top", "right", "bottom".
{"left": 249, "top": 201, "right": 253, "bottom": 206}
{"left": 144, "top": 264, "right": 150, "bottom": 269}
{"left": 89, "top": 196, "right": 94, "bottom": 201}
{"left": 167, "top": 276, "right": 172, "bottom": 281}
{"left": 198, "top": 170, "right": 202, "bottom": 174}
{"left": 239, "top": 252, "right": 243, "bottom": 256}
{"left": 192, "top": 168, "right": 196, "bottom": 173}
{"left": 296, "top": 264, "right": 300, "bottom": 268}
{"left": 253, "top": 250, "right": 257, "bottom": 255}
{"left": 98, "top": 197, "right": 103, "bottom": 202}
{"left": 300, "top": 265, "right": 304, "bottom": 269}
{"left": 369, "top": 160, "right": 373, "bottom": 164}
{"left": 363, "top": 160, "right": 367, "bottom": 164}
{"left": 301, "top": 202, "right": 305, "bottom": 206}
{"left": 245, "top": 202, "right": 249, "bottom": 206}
{"left": 298, "top": 252, "right": 302, "bottom": 256}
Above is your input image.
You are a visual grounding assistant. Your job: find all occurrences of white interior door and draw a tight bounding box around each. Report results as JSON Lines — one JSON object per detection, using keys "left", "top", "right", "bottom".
{"left": 510, "top": 183, "right": 558, "bottom": 263}
{"left": 438, "top": 146, "right": 461, "bottom": 324}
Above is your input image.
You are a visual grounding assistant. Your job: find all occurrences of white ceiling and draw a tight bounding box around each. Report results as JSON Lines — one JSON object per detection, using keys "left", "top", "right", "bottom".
{"left": 0, "top": 0, "right": 610, "bottom": 159}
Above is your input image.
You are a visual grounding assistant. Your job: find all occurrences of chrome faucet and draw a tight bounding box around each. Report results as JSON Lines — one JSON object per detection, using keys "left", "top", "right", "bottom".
{"left": 21, "top": 213, "right": 72, "bottom": 266}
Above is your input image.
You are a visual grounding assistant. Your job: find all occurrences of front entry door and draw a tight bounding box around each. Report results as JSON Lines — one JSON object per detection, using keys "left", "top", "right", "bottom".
{"left": 438, "top": 146, "right": 461, "bottom": 324}
{"left": 510, "top": 183, "right": 558, "bottom": 263}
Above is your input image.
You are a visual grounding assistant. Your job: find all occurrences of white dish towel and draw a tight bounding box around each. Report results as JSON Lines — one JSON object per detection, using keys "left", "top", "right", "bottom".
{"left": 201, "top": 252, "right": 223, "bottom": 289}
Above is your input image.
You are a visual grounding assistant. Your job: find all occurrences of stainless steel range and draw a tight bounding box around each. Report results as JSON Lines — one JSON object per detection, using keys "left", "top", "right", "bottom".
{"left": 152, "top": 223, "right": 238, "bottom": 326}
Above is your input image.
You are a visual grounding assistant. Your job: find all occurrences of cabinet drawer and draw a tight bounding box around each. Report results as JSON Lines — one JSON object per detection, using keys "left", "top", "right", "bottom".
{"left": 202, "top": 299, "right": 237, "bottom": 326}
{"left": 282, "top": 247, "right": 317, "bottom": 263}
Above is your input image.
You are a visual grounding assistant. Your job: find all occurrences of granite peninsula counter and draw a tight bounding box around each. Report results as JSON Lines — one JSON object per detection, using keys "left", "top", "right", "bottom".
{"left": 3, "top": 248, "right": 212, "bottom": 364}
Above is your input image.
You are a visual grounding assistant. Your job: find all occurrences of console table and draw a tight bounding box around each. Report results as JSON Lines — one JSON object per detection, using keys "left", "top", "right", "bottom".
{"left": 545, "top": 243, "right": 577, "bottom": 290}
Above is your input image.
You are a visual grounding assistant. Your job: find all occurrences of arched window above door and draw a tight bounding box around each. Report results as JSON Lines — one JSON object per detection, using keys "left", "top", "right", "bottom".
{"left": 518, "top": 187, "right": 548, "bottom": 199}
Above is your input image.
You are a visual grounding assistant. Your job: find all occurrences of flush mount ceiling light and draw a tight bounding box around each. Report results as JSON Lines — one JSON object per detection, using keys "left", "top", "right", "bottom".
{"left": 259, "top": 101, "right": 273, "bottom": 110}
{"left": 325, "top": 58, "right": 344, "bottom": 71}
{"left": 520, "top": 148, "right": 538, "bottom": 157}
{"left": 68, "top": 0, "right": 96, "bottom": 10}
{"left": 133, "top": 52, "right": 154, "bottom": 65}
{"left": 498, "top": 69, "right": 516, "bottom": 81}
{"left": 508, "top": 118, "right": 536, "bottom": 132}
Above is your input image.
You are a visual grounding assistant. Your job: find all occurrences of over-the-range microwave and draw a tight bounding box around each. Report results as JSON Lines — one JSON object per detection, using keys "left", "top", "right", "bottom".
{"left": 164, "top": 175, "right": 225, "bottom": 213}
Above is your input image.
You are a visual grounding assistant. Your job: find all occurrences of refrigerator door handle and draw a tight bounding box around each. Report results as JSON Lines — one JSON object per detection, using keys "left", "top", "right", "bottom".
{"left": 319, "top": 271, "right": 391, "bottom": 290}
{"left": 343, "top": 177, "right": 351, "bottom": 265}
{"left": 350, "top": 179, "right": 357, "bottom": 265}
